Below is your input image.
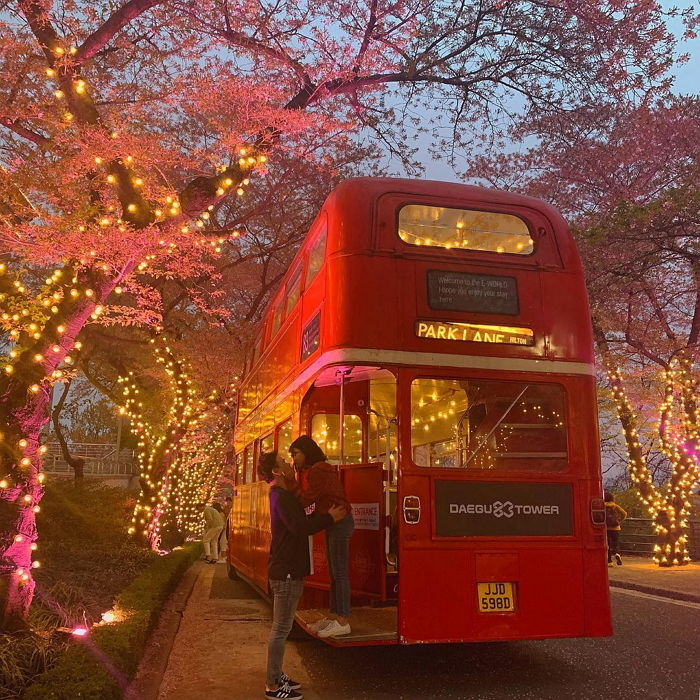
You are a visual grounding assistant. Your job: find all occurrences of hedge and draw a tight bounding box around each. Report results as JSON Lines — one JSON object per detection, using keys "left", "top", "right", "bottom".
{"left": 24, "top": 542, "right": 201, "bottom": 699}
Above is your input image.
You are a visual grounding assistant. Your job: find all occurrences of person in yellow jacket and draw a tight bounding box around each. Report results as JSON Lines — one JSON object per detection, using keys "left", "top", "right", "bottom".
{"left": 604, "top": 491, "right": 627, "bottom": 565}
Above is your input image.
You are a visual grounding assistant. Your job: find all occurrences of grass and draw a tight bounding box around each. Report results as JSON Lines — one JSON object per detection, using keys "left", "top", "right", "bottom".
{"left": 0, "top": 479, "right": 163, "bottom": 698}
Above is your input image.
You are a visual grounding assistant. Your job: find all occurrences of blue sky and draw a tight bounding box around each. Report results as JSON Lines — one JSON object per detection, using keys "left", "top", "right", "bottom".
{"left": 420, "top": 3, "right": 699, "bottom": 183}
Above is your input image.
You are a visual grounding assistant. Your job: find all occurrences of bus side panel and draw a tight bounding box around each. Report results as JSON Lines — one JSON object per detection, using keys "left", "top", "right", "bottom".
{"left": 583, "top": 548, "right": 613, "bottom": 637}
{"left": 229, "top": 485, "right": 254, "bottom": 579}
{"left": 252, "top": 483, "right": 271, "bottom": 592}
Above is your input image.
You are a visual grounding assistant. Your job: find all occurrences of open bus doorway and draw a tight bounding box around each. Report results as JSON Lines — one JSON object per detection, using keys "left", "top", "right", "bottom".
{"left": 294, "top": 365, "right": 400, "bottom": 644}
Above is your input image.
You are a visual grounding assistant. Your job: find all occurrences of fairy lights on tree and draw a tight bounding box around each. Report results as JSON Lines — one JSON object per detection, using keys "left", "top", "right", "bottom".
{"left": 119, "top": 337, "right": 198, "bottom": 548}
{"left": 606, "top": 359, "right": 698, "bottom": 566}
{"left": 119, "top": 337, "right": 238, "bottom": 550}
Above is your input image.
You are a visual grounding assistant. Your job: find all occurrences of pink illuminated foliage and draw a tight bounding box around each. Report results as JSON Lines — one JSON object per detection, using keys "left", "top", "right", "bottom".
{"left": 0, "top": 0, "right": 686, "bottom": 625}
{"left": 468, "top": 96, "right": 700, "bottom": 564}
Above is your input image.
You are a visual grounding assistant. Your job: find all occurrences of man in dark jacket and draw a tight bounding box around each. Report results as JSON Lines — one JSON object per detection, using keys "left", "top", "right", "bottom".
{"left": 259, "top": 451, "right": 345, "bottom": 700}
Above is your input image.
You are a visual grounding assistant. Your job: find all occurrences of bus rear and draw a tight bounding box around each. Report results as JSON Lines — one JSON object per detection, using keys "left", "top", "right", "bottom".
{"left": 323, "top": 179, "right": 612, "bottom": 643}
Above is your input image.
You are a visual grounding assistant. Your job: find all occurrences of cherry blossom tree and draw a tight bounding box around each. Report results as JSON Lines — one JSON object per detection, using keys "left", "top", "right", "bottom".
{"left": 0, "top": 0, "right": 684, "bottom": 626}
{"left": 468, "top": 97, "right": 700, "bottom": 565}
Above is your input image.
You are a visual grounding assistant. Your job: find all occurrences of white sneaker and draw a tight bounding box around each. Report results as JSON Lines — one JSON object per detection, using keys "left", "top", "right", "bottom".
{"left": 308, "top": 618, "right": 332, "bottom": 633}
{"left": 317, "top": 620, "right": 351, "bottom": 638}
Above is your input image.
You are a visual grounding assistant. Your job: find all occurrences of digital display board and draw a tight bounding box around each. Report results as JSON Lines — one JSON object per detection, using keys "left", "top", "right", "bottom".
{"left": 427, "top": 270, "right": 519, "bottom": 315}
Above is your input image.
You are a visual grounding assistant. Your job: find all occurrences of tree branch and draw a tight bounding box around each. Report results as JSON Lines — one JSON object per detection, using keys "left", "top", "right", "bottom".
{"left": 75, "top": 0, "right": 165, "bottom": 64}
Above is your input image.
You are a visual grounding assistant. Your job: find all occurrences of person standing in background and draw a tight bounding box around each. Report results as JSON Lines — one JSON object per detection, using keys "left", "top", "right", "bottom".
{"left": 604, "top": 491, "right": 627, "bottom": 566}
{"left": 199, "top": 501, "right": 224, "bottom": 564}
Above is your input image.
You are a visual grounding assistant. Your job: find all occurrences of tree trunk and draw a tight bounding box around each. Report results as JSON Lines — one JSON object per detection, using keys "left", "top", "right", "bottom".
{"left": 51, "top": 379, "right": 85, "bottom": 481}
{"left": 0, "top": 272, "right": 123, "bottom": 629}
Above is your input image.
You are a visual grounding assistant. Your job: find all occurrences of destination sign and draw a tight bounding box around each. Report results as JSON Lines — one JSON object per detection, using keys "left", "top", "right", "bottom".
{"left": 427, "top": 270, "right": 519, "bottom": 315}
{"left": 416, "top": 320, "right": 534, "bottom": 346}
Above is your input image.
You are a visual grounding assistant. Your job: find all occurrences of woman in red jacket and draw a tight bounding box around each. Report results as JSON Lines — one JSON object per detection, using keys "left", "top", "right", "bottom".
{"left": 288, "top": 435, "right": 354, "bottom": 638}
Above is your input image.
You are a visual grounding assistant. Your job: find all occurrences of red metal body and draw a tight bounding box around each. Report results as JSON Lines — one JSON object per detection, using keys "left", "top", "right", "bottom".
{"left": 229, "top": 177, "right": 612, "bottom": 645}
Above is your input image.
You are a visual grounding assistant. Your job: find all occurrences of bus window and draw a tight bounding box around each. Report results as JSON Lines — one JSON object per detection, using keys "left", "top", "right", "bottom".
{"left": 311, "top": 414, "right": 363, "bottom": 464}
{"left": 271, "top": 300, "right": 284, "bottom": 335}
{"left": 286, "top": 266, "right": 302, "bottom": 316}
{"left": 260, "top": 433, "right": 274, "bottom": 456}
{"left": 305, "top": 226, "right": 327, "bottom": 288}
{"left": 368, "top": 374, "right": 398, "bottom": 481}
{"left": 252, "top": 337, "right": 262, "bottom": 366}
{"left": 244, "top": 445, "right": 255, "bottom": 483}
{"left": 235, "top": 453, "right": 244, "bottom": 485}
{"left": 410, "top": 378, "right": 567, "bottom": 471}
{"left": 398, "top": 204, "right": 534, "bottom": 255}
{"left": 277, "top": 418, "right": 294, "bottom": 456}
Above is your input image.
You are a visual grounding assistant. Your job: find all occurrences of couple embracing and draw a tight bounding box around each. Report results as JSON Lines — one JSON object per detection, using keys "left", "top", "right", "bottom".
{"left": 258, "top": 435, "right": 355, "bottom": 700}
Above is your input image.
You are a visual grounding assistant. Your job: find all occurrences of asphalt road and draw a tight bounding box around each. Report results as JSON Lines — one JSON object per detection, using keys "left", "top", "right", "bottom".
{"left": 293, "top": 589, "right": 700, "bottom": 700}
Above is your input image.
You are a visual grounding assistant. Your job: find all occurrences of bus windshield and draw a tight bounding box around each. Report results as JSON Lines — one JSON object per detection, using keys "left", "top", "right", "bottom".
{"left": 410, "top": 378, "right": 567, "bottom": 471}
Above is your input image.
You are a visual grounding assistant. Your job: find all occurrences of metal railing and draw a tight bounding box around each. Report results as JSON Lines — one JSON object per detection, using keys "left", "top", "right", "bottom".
{"left": 42, "top": 442, "right": 137, "bottom": 476}
{"left": 619, "top": 517, "right": 700, "bottom": 559}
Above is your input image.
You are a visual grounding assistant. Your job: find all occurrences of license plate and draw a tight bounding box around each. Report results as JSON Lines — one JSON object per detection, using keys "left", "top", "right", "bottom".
{"left": 477, "top": 582, "right": 516, "bottom": 612}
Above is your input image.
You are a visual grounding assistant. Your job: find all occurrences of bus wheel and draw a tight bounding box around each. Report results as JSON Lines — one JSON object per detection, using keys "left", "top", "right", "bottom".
{"left": 227, "top": 562, "right": 240, "bottom": 580}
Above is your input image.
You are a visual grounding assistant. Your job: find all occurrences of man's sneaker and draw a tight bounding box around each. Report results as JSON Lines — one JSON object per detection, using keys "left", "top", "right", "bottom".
{"left": 279, "top": 672, "right": 301, "bottom": 690}
{"left": 265, "top": 683, "right": 303, "bottom": 699}
{"left": 614, "top": 553, "right": 623, "bottom": 566}
{"left": 307, "top": 617, "right": 332, "bottom": 633}
{"left": 317, "top": 619, "right": 351, "bottom": 638}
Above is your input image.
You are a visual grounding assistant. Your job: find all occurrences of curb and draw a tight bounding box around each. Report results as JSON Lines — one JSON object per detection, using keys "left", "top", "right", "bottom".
{"left": 125, "top": 560, "right": 205, "bottom": 700}
{"left": 609, "top": 580, "right": 700, "bottom": 604}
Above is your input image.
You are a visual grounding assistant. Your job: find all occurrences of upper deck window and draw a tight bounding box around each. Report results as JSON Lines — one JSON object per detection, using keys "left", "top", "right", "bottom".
{"left": 398, "top": 204, "right": 534, "bottom": 255}
{"left": 286, "top": 266, "right": 302, "bottom": 316}
{"left": 305, "top": 226, "right": 327, "bottom": 288}
{"left": 272, "top": 300, "right": 284, "bottom": 335}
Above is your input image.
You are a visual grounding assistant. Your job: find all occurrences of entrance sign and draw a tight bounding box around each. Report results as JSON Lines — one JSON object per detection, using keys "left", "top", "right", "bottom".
{"left": 351, "top": 502, "right": 380, "bottom": 530}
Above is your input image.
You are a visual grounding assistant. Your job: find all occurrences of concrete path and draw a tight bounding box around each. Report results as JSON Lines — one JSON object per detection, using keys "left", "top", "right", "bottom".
{"left": 607, "top": 555, "right": 700, "bottom": 602}
{"left": 146, "top": 556, "right": 700, "bottom": 699}
{"left": 157, "top": 563, "right": 322, "bottom": 700}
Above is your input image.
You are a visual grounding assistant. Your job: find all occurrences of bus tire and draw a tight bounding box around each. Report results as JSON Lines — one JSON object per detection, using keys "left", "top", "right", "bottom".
{"left": 227, "top": 562, "right": 240, "bottom": 580}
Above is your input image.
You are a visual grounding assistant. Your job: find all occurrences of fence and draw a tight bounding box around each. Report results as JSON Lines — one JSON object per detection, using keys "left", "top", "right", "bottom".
{"left": 619, "top": 517, "right": 700, "bottom": 560}
{"left": 43, "top": 442, "right": 137, "bottom": 476}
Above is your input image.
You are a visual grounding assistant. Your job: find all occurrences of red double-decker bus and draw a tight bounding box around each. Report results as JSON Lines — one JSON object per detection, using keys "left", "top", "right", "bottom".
{"left": 229, "top": 177, "right": 612, "bottom": 646}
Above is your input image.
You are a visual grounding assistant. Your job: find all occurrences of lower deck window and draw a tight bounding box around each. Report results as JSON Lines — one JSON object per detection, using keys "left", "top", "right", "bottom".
{"left": 411, "top": 378, "right": 567, "bottom": 471}
{"left": 311, "top": 413, "right": 363, "bottom": 464}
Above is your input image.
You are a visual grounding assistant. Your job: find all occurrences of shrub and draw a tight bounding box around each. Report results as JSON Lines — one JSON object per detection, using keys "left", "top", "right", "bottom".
{"left": 24, "top": 542, "right": 201, "bottom": 700}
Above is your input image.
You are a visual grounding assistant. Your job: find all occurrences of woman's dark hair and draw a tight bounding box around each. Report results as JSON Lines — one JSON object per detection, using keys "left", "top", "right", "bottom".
{"left": 212, "top": 502, "right": 223, "bottom": 512}
{"left": 289, "top": 435, "right": 326, "bottom": 466}
{"left": 258, "top": 451, "right": 278, "bottom": 483}
{"left": 604, "top": 491, "right": 614, "bottom": 502}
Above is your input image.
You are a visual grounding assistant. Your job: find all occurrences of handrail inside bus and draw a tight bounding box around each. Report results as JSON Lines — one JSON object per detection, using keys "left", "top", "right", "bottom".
{"left": 462, "top": 385, "right": 529, "bottom": 467}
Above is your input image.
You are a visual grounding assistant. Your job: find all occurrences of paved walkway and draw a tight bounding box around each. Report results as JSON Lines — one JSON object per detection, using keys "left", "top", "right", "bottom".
{"left": 607, "top": 555, "right": 700, "bottom": 602}
{"left": 156, "top": 564, "right": 322, "bottom": 700}
{"left": 142, "top": 556, "right": 700, "bottom": 700}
